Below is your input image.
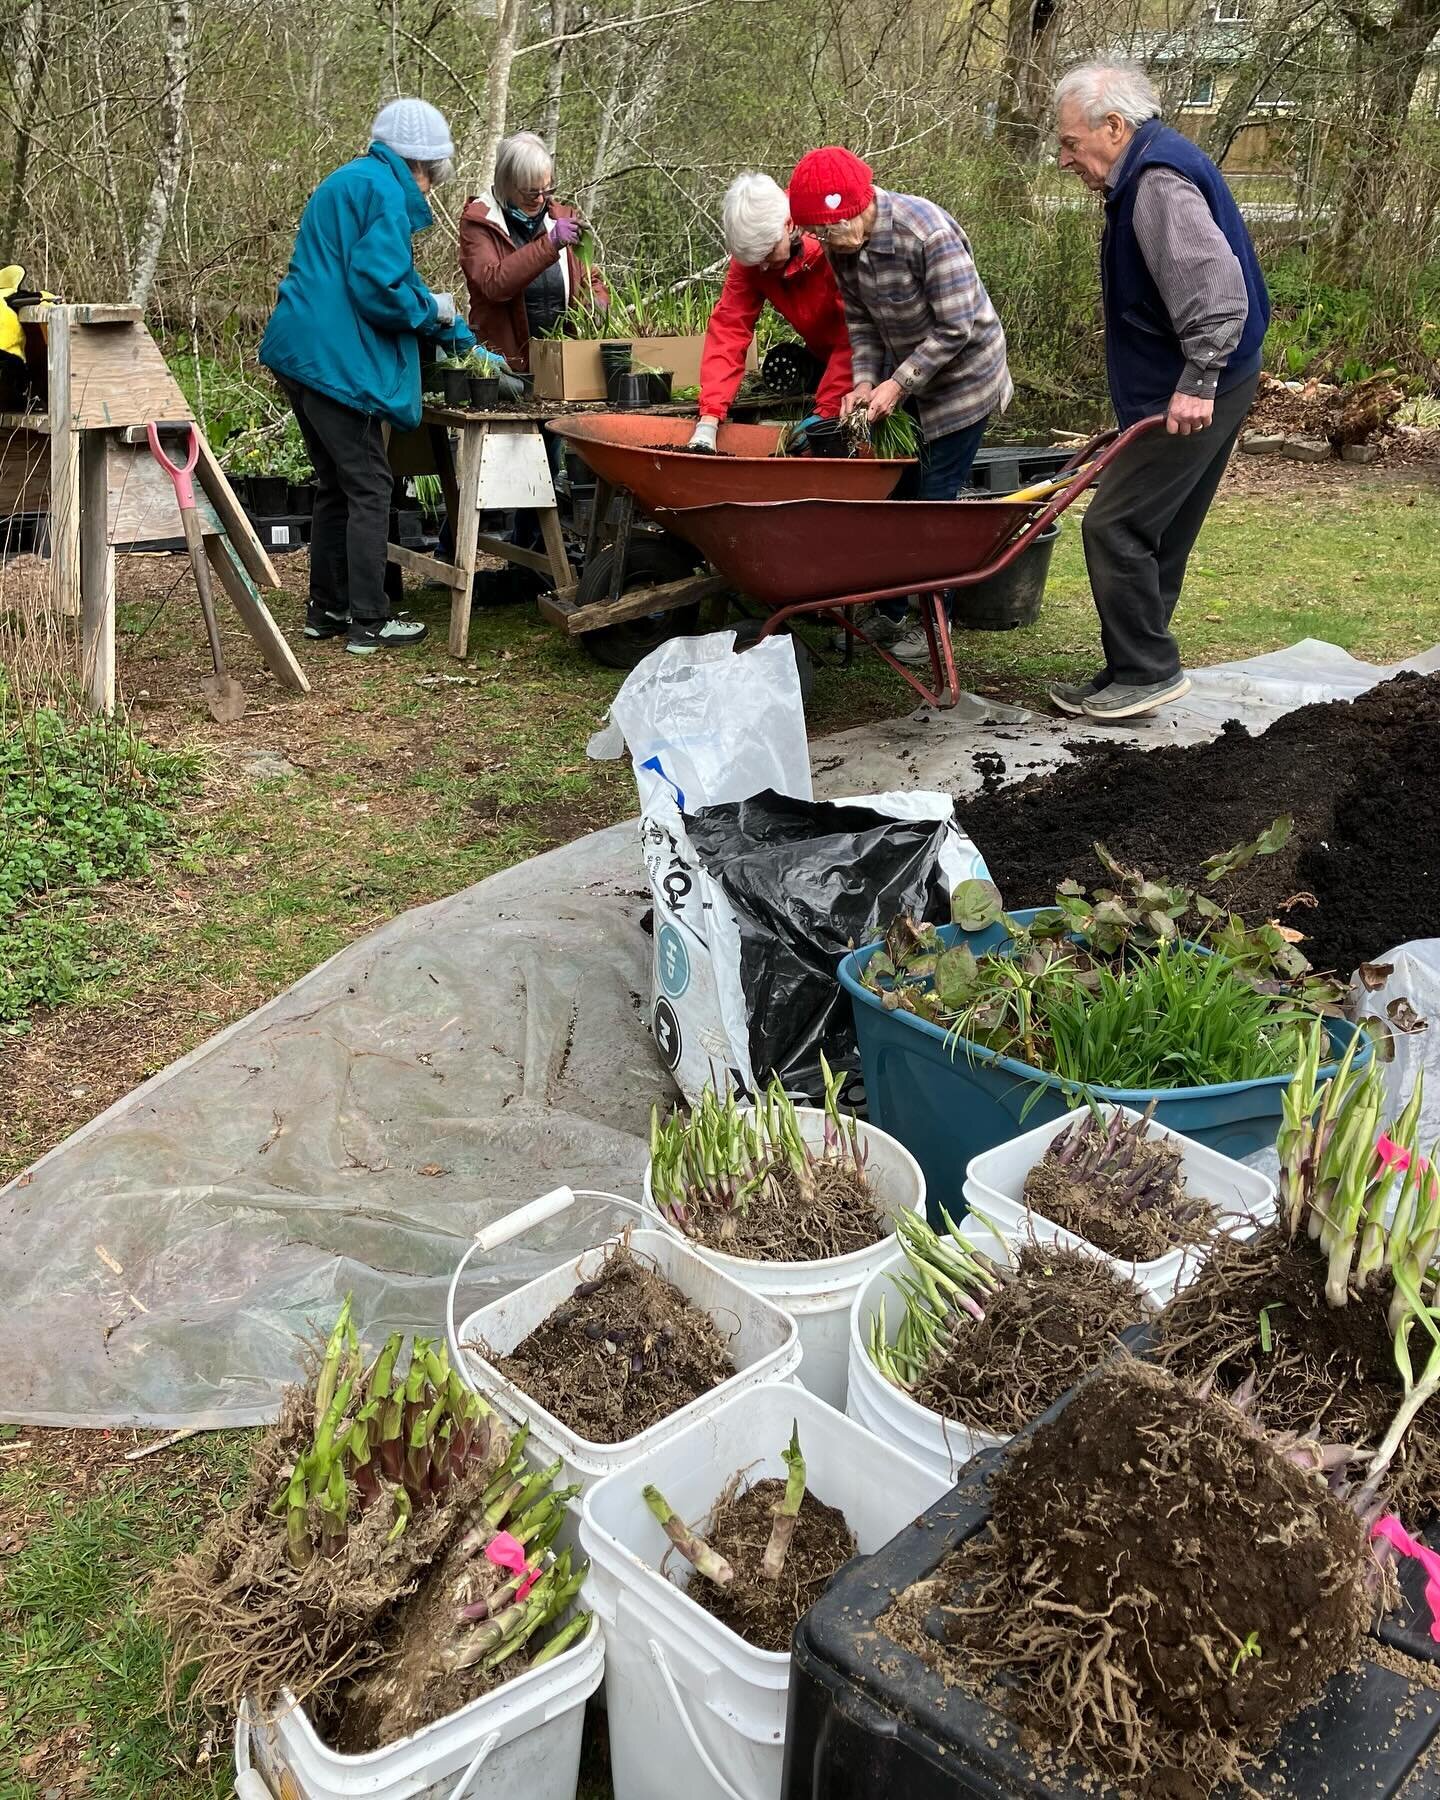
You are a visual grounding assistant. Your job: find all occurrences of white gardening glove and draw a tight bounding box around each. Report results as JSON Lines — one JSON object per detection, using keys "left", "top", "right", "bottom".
{"left": 432, "top": 291, "right": 457, "bottom": 326}
{"left": 688, "top": 416, "right": 719, "bottom": 453}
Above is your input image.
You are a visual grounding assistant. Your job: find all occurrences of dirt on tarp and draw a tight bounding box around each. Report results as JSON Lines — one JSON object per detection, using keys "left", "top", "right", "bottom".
{"left": 679, "top": 1477, "right": 857, "bottom": 1655}
{"left": 958, "top": 671, "right": 1440, "bottom": 976}
{"left": 883, "top": 1360, "right": 1375, "bottom": 1799}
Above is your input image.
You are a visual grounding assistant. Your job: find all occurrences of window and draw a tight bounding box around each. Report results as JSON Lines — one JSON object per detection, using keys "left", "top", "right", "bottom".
{"left": 1185, "top": 73, "right": 1217, "bottom": 106}
{"left": 1253, "top": 83, "right": 1298, "bottom": 110}
{"left": 1211, "top": 0, "right": 1249, "bottom": 21}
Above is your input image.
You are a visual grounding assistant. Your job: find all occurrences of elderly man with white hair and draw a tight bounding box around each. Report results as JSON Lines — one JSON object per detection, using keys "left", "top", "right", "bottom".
{"left": 688, "top": 172, "right": 852, "bottom": 453}
{"left": 1051, "top": 62, "right": 1269, "bottom": 721}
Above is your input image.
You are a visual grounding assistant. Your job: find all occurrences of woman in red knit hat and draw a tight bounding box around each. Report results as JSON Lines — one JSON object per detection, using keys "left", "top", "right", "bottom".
{"left": 788, "top": 145, "right": 1013, "bottom": 664}
{"left": 686, "top": 171, "right": 852, "bottom": 454}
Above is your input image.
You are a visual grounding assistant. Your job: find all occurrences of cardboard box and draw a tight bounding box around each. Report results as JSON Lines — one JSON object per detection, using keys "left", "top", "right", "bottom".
{"left": 531, "top": 333, "right": 754, "bottom": 403}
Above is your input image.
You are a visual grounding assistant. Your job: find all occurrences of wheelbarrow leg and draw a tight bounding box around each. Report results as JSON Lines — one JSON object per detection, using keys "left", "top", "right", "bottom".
{"left": 921, "top": 592, "right": 959, "bottom": 704}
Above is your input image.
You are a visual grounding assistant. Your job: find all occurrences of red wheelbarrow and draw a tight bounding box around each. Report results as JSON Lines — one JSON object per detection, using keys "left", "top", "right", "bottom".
{"left": 652, "top": 415, "right": 1166, "bottom": 708}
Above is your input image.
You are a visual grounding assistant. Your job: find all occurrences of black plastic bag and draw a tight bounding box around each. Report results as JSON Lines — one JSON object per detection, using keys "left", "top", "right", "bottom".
{"left": 684, "top": 790, "right": 952, "bottom": 1101}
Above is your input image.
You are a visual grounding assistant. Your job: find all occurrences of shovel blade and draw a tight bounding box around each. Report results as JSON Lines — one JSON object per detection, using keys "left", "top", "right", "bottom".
{"left": 202, "top": 672, "right": 247, "bottom": 722}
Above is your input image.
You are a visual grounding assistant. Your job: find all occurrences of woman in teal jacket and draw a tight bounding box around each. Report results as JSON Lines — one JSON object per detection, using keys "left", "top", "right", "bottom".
{"left": 261, "top": 98, "right": 475, "bottom": 654}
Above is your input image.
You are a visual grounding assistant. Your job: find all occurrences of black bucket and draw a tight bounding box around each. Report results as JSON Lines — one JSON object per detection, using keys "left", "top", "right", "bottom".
{"left": 950, "top": 519, "right": 1060, "bottom": 631}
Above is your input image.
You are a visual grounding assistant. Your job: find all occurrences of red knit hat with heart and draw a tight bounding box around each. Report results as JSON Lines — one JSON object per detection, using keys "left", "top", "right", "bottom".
{"left": 788, "top": 146, "right": 874, "bottom": 228}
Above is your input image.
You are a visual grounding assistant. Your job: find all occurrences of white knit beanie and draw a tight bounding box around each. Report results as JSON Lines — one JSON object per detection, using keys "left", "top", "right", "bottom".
{"left": 371, "top": 97, "right": 454, "bottom": 164}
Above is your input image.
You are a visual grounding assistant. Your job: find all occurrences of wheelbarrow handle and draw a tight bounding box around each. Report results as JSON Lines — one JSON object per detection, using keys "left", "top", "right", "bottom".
{"left": 145, "top": 419, "right": 200, "bottom": 510}
{"left": 1052, "top": 413, "right": 1166, "bottom": 480}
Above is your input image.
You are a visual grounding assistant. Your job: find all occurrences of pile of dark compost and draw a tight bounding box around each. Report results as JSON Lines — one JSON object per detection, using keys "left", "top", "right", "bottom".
{"left": 681, "top": 1478, "right": 857, "bottom": 1655}
{"left": 959, "top": 671, "right": 1440, "bottom": 975}
{"left": 913, "top": 1243, "right": 1150, "bottom": 1434}
{"left": 488, "top": 1242, "right": 735, "bottom": 1444}
{"left": 883, "top": 1360, "right": 1375, "bottom": 1798}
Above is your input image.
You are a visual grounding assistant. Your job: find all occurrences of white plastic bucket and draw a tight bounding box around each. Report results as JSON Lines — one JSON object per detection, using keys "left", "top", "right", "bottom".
{"left": 963, "top": 1103, "right": 1277, "bottom": 1305}
{"left": 641, "top": 1108, "right": 926, "bottom": 1409}
{"left": 846, "top": 1246, "right": 1011, "bottom": 1483}
{"left": 579, "top": 1381, "right": 949, "bottom": 1800}
{"left": 232, "top": 1607, "right": 604, "bottom": 1800}
{"left": 455, "top": 1228, "right": 801, "bottom": 1501}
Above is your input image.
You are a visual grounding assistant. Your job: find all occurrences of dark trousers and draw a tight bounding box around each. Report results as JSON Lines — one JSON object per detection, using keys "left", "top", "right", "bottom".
{"left": 881, "top": 413, "right": 990, "bottom": 621}
{"left": 1081, "top": 372, "right": 1258, "bottom": 686}
{"left": 279, "top": 378, "right": 392, "bottom": 627}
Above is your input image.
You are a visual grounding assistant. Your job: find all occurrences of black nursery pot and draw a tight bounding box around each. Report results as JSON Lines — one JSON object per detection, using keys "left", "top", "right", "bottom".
{"left": 803, "top": 418, "right": 849, "bottom": 459}
{"left": 600, "top": 340, "right": 632, "bottom": 402}
{"left": 468, "top": 374, "right": 501, "bottom": 410}
{"left": 249, "top": 475, "right": 288, "bottom": 514}
{"left": 441, "top": 367, "right": 471, "bottom": 407}
{"left": 614, "top": 371, "right": 651, "bottom": 411}
{"left": 646, "top": 370, "right": 673, "bottom": 405}
{"left": 287, "top": 482, "right": 314, "bottom": 517}
{"left": 225, "top": 473, "right": 254, "bottom": 508}
{"left": 782, "top": 1443, "right": 1440, "bottom": 1800}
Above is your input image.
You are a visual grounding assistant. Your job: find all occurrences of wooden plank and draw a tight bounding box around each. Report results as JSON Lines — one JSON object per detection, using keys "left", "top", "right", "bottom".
{"left": 79, "top": 432, "right": 116, "bottom": 712}
{"left": 194, "top": 436, "right": 280, "bottom": 588}
{"left": 388, "top": 542, "right": 466, "bottom": 590}
{"left": 473, "top": 534, "right": 551, "bottom": 579}
{"left": 549, "top": 571, "right": 726, "bottom": 636}
{"left": 18, "top": 302, "right": 139, "bottom": 327}
{"left": 204, "top": 536, "right": 309, "bottom": 695}
{"left": 446, "top": 424, "right": 485, "bottom": 659}
{"left": 69, "top": 315, "right": 194, "bottom": 430}
{"left": 536, "top": 506, "right": 571, "bottom": 591}
{"left": 48, "top": 309, "right": 81, "bottom": 624}
{"left": 106, "top": 441, "right": 222, "bottom": 546}
{"left": 0, "top": 411, "right": 48, "bottom": 432}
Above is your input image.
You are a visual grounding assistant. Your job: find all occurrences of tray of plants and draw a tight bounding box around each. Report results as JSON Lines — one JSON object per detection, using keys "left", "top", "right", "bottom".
{"left": 781, "top": 1360, "right": 1440, "bottom": 1800}
{"left": 453, "top": 1222, "right": 801, "bottom": 1497}
{"left": 847, "top": 1210, "right": 1154, "bottom": 1480}
{"left": 964, "top": 1099, "right": 1277, "bottom": 1303}
{"left": 579, "top": 1380, "right": 951, "bottom": 1800}
{"left": 840, "top": 846, "right": 1371, "bottom": 1197}
{"left": 157, "top": 1303, "right": 602, "bottom": 1800}
{"left": 545, "top": 412, "right": 912, "bottom": 509}
{"left": 640, "top": 1065, "right": 926, "bottom": 1408}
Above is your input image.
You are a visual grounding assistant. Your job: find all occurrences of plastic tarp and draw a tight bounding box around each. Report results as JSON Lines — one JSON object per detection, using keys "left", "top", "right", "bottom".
{"left": 4, "top": 636, "right": 1439, "bottom": 1427}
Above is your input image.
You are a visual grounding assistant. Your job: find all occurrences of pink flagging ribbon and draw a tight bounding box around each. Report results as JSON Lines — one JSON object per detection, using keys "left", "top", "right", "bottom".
{"left": 1373, "top": 1514, "right": 1440, "bottom": 1643}
{"left": 485, "top": 1529, "right": 540, "bottom": 1600}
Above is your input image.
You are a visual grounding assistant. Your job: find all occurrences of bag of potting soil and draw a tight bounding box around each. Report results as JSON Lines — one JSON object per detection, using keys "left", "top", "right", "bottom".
{"left": 685, "top": 789, "right": 987, "bottom": 1100}
{"left": 588, "top": 632, "right": 987, "bottom": 1104}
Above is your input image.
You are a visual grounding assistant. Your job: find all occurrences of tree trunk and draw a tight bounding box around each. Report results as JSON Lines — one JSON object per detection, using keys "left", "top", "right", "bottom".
{"left": 472, "top": 0, "right": 524, "bottom": 198}
{"left": 1330, "top": 0, "right": 1440, "bottom": 264}
{"left": 541, "top": 0, "right": 568, "bottom": 155}
{"left": 4, "top": 0, "right": 52, "bottom": 244}
{"left": 995, "top": 0, "right": 1063, "bottom": 155}
{"left": 128, "top": 0, "right": 192, "bottom": 308}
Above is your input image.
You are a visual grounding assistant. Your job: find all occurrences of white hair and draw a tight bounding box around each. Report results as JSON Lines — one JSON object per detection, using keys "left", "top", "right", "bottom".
{"left": 722, "top": 171, "right": 790, "bottom": 266}
{"left": 494, "top": 131, "right": 553, "bottom": 203}
{"left": 1054, "top": 62, "right": 1161, "bottom": 129}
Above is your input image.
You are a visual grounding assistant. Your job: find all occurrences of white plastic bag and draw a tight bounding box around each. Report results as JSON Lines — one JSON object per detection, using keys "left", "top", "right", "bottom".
{"left": 590, "top": 633, "right": 988, "bottom": 1102}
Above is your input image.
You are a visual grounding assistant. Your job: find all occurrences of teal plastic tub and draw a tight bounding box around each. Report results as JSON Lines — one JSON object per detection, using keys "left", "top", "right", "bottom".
{"left": 837, "top": 911, "right": 1371, "bottom": 1219}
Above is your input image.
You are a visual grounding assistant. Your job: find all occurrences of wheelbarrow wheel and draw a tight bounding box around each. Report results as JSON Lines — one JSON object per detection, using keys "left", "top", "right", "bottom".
{"left": 576, "top": 537, "right": 702, "bottom": 670}
{"left": 724, "top": 616, "right": 815, "bottom": 707}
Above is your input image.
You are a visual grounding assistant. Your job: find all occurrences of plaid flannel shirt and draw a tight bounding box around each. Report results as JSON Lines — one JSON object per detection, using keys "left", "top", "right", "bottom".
{"left": 831, "top": 190, "right": 1012, "bottom": 440}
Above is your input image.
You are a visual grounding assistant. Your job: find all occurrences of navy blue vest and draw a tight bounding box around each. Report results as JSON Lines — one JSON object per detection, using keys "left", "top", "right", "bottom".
{"left": 1102, "top": 118, "right": 1269, "bottom": 426}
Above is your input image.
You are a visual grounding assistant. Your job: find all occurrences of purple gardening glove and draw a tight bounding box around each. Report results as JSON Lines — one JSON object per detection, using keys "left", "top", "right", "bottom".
{"left": 549, "top": 216, "right": 582, "bottom": 249}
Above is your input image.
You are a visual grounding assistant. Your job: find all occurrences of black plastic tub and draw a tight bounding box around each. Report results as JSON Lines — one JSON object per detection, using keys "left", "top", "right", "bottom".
{"left": 803, "top": 418, "right": 849, "bottom": 458}
{"left": 783, "top": 1447, "right": 1440, "bottom": 1800}
{"left": 950, "top": 520, "right": 1059, "bottom": 631}
{"left": 646, "top": 369, "right": 673, "bottom": 405}
{"left": 468, "top": 374, "right": 500, "bottom": 410}
{"left": 249, "top": 474, "right": 288, "bottom": 514}
{"left": 440, "top": 367, "right": 470, "bottom": 407}
{"left": 614, "top": 370, "right": 650, "bottom": 411}
{"left": 600, "top": 340, "right": 632, "bottom": 402}
{"left": 287, "top": 482, "right": 314, "bottom": 517}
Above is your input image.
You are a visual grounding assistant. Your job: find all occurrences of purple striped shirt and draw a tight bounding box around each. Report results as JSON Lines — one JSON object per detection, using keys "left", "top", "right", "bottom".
{"left": 830, "top": 190, "right": 1013, "bottom": 439}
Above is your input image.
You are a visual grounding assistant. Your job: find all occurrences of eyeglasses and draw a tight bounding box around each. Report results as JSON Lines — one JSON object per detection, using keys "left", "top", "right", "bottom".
{"left": 517, "top": 185, "right": 558, "bottom": 203}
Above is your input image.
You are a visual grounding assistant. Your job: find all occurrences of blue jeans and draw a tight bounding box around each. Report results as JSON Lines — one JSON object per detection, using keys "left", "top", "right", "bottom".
{"left": 880, "top": 414, "right": 990, "bottom": 621}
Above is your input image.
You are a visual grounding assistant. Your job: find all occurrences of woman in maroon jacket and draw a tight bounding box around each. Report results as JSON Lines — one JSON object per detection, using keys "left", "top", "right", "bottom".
{"left": 459, "top": 131, "right": 608, "bottom": 371}
{"left": 689, "top": 171, "right": 852, "bottom": 452}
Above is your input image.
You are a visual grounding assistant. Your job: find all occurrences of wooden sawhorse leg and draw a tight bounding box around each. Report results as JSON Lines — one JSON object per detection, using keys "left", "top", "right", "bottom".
{"left": 447, "top": 421, "right": 485, "bottom": 659}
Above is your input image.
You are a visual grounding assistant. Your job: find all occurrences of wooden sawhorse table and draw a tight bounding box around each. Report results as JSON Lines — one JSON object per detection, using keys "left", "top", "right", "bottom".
{"left": 385, "top": 405, "right": 573, "bottom": 659}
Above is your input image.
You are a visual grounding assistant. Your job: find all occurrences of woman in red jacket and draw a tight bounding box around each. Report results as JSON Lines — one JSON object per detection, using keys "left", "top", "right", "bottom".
{"left": 689, "top": 172, "right": 852, "bottom": 451}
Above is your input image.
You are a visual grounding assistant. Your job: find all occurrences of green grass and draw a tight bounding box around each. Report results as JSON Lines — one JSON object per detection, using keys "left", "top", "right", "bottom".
{"left": 2, "top": 466, "right": 1438, "bottom": 1796}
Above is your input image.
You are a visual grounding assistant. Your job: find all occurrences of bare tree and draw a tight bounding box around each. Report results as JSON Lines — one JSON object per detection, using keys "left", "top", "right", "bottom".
{"left": 471, "top": 0, "right": 525, "bottom": 195}
{"left": 996, "top": 0, "right": 1064, "bottom": 153}
{"left": 4, "top": 0, "right": 53, "bottom": 242}
{"left": 1330, "top": 0, "right": 1440, "bottom": 262}
{"left": 541, "top": 0, "right": 569, "bottom": 151}
{"left": 129, "top": 0, "right": 192, "bottom": 307}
